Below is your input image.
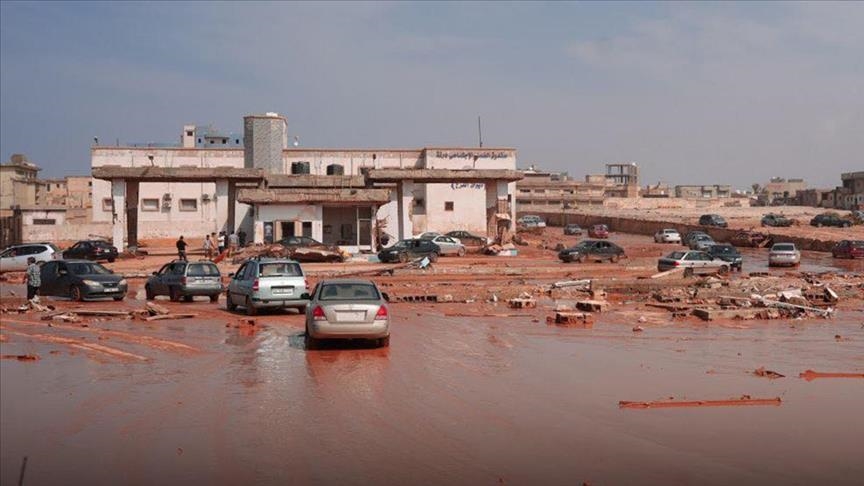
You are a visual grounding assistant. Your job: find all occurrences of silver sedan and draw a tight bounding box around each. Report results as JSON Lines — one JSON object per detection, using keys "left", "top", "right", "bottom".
{"left": 304, "top": 279, "right": 391, "bottom": 348}
{"left": 422, "top": 235, "right": 466, "bottom": 256}
{"left": 768, "top": 243, "right": 801, "bottom": 267}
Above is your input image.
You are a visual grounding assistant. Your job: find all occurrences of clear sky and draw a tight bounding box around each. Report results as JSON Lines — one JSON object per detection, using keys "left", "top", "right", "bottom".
{"left": 1, "top": 1, "right": 862, "bottom": 189}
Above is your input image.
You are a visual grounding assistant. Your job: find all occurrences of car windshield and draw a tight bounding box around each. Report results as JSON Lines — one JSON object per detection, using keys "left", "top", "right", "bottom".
{"left": 696, "top": 235, "right": 712, "bottom": 241}
{"left": 258, "top": 262, "right": 302, "bottom": 277}
{"left": 318, "top": 283, "right": 381, "bottom": 301}
{"left": 67, "top": 262, "right": 111, "bottom": 275}
{"left": 574, "top": 242, "right": 594, "bottom": 250}
{"left": 851, "top": 241, "right": 864, "bottom": 248}
{"left": 773, "top": 244, "right": 796, "bottom": 251}
{"left": 188, "top": 263, "right": 220, "bottom": 277}
{"left": 391, "top": 241, "right": 410, "bottom": 249}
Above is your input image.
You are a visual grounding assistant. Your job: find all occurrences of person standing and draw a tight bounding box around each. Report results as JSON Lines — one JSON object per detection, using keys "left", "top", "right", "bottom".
{"left": 217, "top": 231, "right": 226, "bottom": 255}
{"left": 203, "top": 234, "right": 213, "bottom": 260}
{"left": 228, "top": 231, "right": 239, "bottom": 257}
{"left": 176, "top": 235, "right": 188, "bottom": 261}
{"left": 25, "top": 257, "right": 41, "bottom": 302}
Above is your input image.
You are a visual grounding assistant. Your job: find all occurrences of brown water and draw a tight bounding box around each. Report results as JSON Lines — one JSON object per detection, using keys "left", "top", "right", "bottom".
{"left": 2, "top": 303, "right": 863, "bottom": 486}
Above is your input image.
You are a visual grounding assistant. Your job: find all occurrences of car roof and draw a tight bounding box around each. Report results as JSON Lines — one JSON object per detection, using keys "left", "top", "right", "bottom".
{"left": 246, "top": 257, "right": 299, "bottom": 263}
{"left": 318, "top": 278, "right": 378, "bottom": 286}
{"left": 55, "top": 259, "right": 100, "bottom": 263}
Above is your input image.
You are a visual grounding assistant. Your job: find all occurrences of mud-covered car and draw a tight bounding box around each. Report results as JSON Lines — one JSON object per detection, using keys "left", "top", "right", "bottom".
{"left": 39, "top": 260, "right": 127, "bottom": 301}
{"left": 145, "top": 260, "right": 223, "bottom": 302}
{"left": 810, "top": 213, "right": 852, "bottom": 228}
{"left": 446, "top": 230, "right": 489, "bottom": 246}
{"left": 761, "top": 214, "right": 793, "bottom": 227}
{"left": 707, "top": 244, "right": 743, "bottom": 270}
{"left": 699, "top": 214, "right": 728, "bottom": 228}
{"left": 278, "top": 236, "right": 345, "bottom": 262}
{"left": 378, "top": 239, "right": 441, "bottom": 263}
{"left": 831, "top": 240, "right": 864, "bottom": 259}
{"left": 558, "top": 240, "right": 624, "bottom": 263}
{"left": 588, "top": 224, "right": 609, "bottom": 239}
{"left": 563, "top": 224, "right": 583, "bottom": 236}
{"left": 657, "top": 251, "right": 731, "bottom": 277}
{"left": 768, "top": 243, "right": 801, "bottom": 267}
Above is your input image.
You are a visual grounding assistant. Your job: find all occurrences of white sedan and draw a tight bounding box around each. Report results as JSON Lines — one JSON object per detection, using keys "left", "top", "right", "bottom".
{"left": 422, "top": 234, "right": 466, "bottom": 256}
{"left": 657, "top": 250, "right": 732, "bottom": 277}
{"left": 654, "top": 229, "right": 682, "bottom": 244}
{"left": 768, "top": 243, "right": 801, "bottom": 267}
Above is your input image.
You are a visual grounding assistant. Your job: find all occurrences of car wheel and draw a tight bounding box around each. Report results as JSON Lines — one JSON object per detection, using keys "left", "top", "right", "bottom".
{"left": 718, "top": 265, "right": 729, "bottom": 275}
{"left": 183, "top": 295, "right": 193, "bottom": 303}
{"left": 305, "top": 326, "right": 316, "bottom": 350}
{"left": 457, "top": 247, "right": 466, "bottom": 257}
{"left": 398, "top": 252, "right": 409, "bottom": 264}
{"left": 816, "top": 223, "right": 823, "bottom": 228}
{"left": 226, "top": 292, "right": 237, "bottom": 311}
{"left": 577, "top": 254, "right": 587, "bottom": 263}
{"left": 107, "top": 257, "right": 116, "bottom": 263}
{"left": 145, "top": 285, "right": 154, "bottom": 301}
{"left": 209, "top": 294, "right": 219, "bottom": 303}
{"left": 428, "top": 252, "right": 439, "bottom": 263}
{"left": 683, "top": 268, "right": 694, "bottom": 278}
{"left": 70, "top": 285, "right": 84, "bottom": 302}
{"left": 245, "top": 297, "right": 257, "bottom": 316}
{"left": 843, "top": 222, "right": 851, "bottom": 228}
{"left": 378, "top": 335, "right": 390, "bottom": 348}
{"left": 113, "top": 295, "right": 124, "bottom": 301}
{"left": 610, "top": 254, "right": 620, "bottom": 263}
{"left": 296, "top": 305, "right": 307, "bottom": 314}
{"left": 169, "top": 286, "right": 180, "bottom": 302}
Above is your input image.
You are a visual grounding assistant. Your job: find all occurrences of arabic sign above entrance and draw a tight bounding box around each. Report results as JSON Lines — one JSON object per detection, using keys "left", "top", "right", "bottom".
{"left": 434, "top": 151, "right": 510, "bottom": 160}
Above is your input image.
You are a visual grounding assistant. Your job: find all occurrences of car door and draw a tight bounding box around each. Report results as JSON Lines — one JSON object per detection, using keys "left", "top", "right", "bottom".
{"left": 228, "top": 263, "right": 246, "bottom": 303}
{"left": 151, "top": 264, "right": 171, "bottom": 294}
{"left": 51, "top": 261, "right": 74, "bottom": 295}
{"left": 0, "top": 247, "right": 24, "bottom": 272}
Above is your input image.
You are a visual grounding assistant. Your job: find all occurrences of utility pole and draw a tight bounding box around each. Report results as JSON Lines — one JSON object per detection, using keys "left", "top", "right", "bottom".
{"left": 478, "top": 116, "right": 483, "bottom": 148}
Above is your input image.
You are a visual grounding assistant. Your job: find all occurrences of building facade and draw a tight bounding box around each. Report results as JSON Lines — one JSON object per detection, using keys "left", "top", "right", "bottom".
{"left": 0, "top": 154, "right": 43, "bottom": 213}
{"left": 674, "top": 184, "right": 732, "bottom": 198}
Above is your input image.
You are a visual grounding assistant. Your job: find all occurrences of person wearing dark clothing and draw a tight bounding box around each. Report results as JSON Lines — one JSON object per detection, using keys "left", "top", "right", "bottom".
{"left": 25, "top": 257, "right": 41, "bottom": 301}
{"left": 176, "top": 236, "right": 188, "bottom": 261}
{"left": 237, "top": 229, "right": 247, "bottom": 247}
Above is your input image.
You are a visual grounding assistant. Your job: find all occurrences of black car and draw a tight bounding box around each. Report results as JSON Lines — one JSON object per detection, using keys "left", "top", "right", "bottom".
{"left": 699, "top": 214, "right": 728, "bottom": 228}
{"left": 558, "top": 240, "right": 625, "bottom": 263}
{"left": 563, "top": 224, "right": 583, "bottom": 236}
{"left": 707, "top": 244, "right": 743, "bottom": 270}
{"left": 278, "top": 236, "right": 326, "bottom": 248}
{"left": 39, "top": 260, "right": 127, "bottom": 301}
{"left": 761, "top": 214, "right": 793, "bottom": 227}
{"left": 62, "top": 240, "right": 119, "bottom": 262}
{"left": 445, "top": 230, "right": 488, "bottom": 246}
{"left": 810, "top": 213, "right": 852, "bottom": 228}
{"left": 378, "top": 239, "right": 441, "bottom": 263}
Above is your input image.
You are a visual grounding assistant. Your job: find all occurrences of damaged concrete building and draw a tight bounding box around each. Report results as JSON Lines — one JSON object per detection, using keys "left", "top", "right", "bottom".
{"left": 91, "top": 112, "right": 521, "bottom": 251}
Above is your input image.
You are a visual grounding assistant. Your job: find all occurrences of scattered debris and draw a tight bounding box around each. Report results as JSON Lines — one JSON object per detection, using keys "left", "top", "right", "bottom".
{"left": 68, "top": 309, "right": 132, "bottom": 317}
{"left": 1, "top": 354, "right": 40, "bottom": 361}
{"left": 549, "top": 311, "right": 593, "bottom": 327}
{"left": 144, "top": 313, "right": 198, "bottom": 321}
{"left": 507, "top": 297, "right": 536, "bottom": 309}
{"left": 799, "top": 370, "right": 864, "bottom": 381}
{"left": 632, "top": 325, "right": 644, "bottom": 332}
{"left": 145, "top": 302, "right": 171, "bottom": 316}
{"left": 551, "top": 279, "right": 591, "bottom": 290}
{"left": 575, "top": 300, "right": 608, "bottom": 312}
{"left": 754, "top": 367, "right": 785, "bottom": 379}
{"left": 619, "top": 395, "right": 782, "bottom": 409}
{"left": 650, "top": 267, "right": 684, "bottom": 279}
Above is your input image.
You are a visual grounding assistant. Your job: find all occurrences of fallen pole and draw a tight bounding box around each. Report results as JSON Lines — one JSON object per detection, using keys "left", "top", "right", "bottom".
{"left": 799, "top": 370, "right": 864, "bottom": 381}
{"left": 144, "top": 313, "right": 198, "bottom": 321}
{"left": 619, "top": 396, "right": 782, "bottom": 409}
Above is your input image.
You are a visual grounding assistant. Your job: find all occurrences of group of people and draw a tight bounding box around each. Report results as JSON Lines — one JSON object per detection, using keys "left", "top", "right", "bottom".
{"left": 175, "top": 229, "right": 246, "bottom": 261}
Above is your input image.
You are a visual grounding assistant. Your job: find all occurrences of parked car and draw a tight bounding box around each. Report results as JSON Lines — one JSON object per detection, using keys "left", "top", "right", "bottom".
{"left": 420, "top": 234, "right": 466, "bottom": 256}
{"left": 0, "top": 242, "right": 60, "bottom": 272}
{"left": 699, "top": 214, "right": 728, "bottom": 228}
{"left": 761, "top": 214, "right": 793, "bottom": 227}
{"left": 517, "top": 215, "right": 546, "bottom": 228}
{"left": 62, "top": 240, "right": 119, "bottom": 262}
{"left": 831, "top": 240, "right": 864, "bottom": 259}
{"left": 657, "top": 251, "right": 731, "bottom": 277}
{"left": 39, "top": 260, "right": 127, "bottom": 301}
{"left": 414, "top": 232, "right": 442, "bottom": 240}
{"left": 226, "top": 257, "right": 309, "bottom": 315}
{"left": 558, "top": 240, "right": 625, "bottom": 263}
{"left": 588, "top": 224, "right": 610, "bottom": 239}
{"left": 277, "top": 236, "right": 345, "bottom": 263}
{"left": 768, "top": 243, "right": 801, "bottom": 267}
{"left": 145, "top": 260, "right": 223, "bottom": 302}
{"left": 707, "top": 244, "right": 743, "bottom": 271}
{"left": 688, "top": 234, "right": 716, "bottom": 251}
{"left": 654, "top": 228, "right": 681, "bottom": 244}
{"left": 810, "top": 213, "right": 852, "bottom": 228}
{"left": 446, "top": 230, "right": 489, "bottom": 246}
{"left": 377, "top": 238, "right": 441, "bottom": 263}
{"left": 304, "top": 278, "right": 390, "bottom": 348}
{"left": 278, "top": 236, "right": 326, "bottom": 248}
{"left": 682, "top": 231, "right": 709, "bottom": 247}
{"left": 563, "top": 224, "right": 583, "bottom": 236}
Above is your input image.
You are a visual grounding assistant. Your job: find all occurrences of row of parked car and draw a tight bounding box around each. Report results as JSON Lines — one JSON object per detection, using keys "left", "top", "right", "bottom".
{"left": 0, "top": 239, "right": 119, "bottom": 273}
{"left": 376, "top": 230, "right": 489, "bottom": 263}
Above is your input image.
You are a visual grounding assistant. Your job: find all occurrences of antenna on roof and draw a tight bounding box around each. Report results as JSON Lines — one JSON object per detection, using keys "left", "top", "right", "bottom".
{"left": 477, "top": 116, "right": 483, "bottom": 148}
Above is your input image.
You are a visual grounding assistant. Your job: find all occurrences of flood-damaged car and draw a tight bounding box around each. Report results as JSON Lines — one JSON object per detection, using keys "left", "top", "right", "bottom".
{"left": 558, "top": 240, "right": 625, "bottom": 263}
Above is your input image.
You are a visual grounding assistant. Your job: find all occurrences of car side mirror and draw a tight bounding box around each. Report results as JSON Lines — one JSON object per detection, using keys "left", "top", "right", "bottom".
{"left": 300, "top": 292, "right": 311, "bottom": 300}
{"left": 382, "top": 292, "right": 390, "bottom": 302}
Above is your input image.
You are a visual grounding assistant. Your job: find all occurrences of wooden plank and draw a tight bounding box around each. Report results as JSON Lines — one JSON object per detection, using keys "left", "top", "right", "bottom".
{"left": 650, "top": 267, "right": 684, "bottom": 279}
{"left": 144, "top": 313, "right": 198, "bottom": 321}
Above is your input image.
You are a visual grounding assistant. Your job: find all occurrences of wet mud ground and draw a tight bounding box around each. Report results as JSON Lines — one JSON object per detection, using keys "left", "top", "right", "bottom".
{"left": 2, "top": 233, "right": 863, "bottom": 485}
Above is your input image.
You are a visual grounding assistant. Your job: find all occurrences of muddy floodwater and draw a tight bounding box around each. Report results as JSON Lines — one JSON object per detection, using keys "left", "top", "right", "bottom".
{"left": 2, "top": 302, "right": 863, "bottom": 485}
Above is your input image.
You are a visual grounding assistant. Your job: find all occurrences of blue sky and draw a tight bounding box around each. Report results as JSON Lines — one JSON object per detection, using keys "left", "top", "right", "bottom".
{"left": 1, "top": 1, "right": 862, "bottom": 188}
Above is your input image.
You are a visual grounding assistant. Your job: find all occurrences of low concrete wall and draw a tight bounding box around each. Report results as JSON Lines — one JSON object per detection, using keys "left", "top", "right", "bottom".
{"left": 534, "top": 212, "right": 839, "bottom": 253}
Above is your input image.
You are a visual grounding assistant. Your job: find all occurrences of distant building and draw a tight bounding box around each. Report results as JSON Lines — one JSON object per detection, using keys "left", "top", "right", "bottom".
{"left": 759, "top": 177, "right": 807, "bottom": 205}
{"left": 674, "top": 184, "right": 732, "bottom": 198}
{"left": 836, "top": 172, "right": 864, "bottom": 210}
{"left": 605, "top": 163, "right": 639, "bottom": 197}
{"left": 516, "top": 170, "right": 609, "bottom": 209}
{"left": 798, "top": 188, "right": 835, "bottom": 208}
{"left": 0, "top": 154, "right": 43, "bottom": 213}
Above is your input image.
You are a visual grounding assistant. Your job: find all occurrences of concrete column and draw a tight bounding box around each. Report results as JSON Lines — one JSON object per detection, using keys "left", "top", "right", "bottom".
{"left": 370, "top": 204, "right": 378, "bottom": 250}
{"left": 253, "top": 219, "right": 264, "bottom": 244}
{"left": 485, "top": 180, "right": 511, "bottom": 243}
{"left": 227, "top": 181, "right": 236, "bottom": 233}
{"left": 111, "top": 179, "right": 127, "bottom": 250}
{"left": 126, "top": 181, "right": 139, "bottom": 248}
{"left": 396, "top": 180, "right": 414, "bottom": 240}
{"left": 215, "top": 180, "right": 229, "bottom": 233}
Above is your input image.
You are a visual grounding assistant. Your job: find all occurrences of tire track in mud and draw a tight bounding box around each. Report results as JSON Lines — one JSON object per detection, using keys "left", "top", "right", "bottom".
{"left": 0, "top": 327, "right": 148, "bottom": 361}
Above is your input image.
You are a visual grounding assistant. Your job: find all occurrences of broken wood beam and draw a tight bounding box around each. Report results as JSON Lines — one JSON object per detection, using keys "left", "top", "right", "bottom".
{"left": 68, "top": 309, "right": 132, "bottom": 317}
{"left": 619, "top": 396, "right": 782, "bottom": 409}
{"left": 799, "top": 370, "right": 864, "bottom": 381}
{"left": 145, "top": 302, "right": 171, "bottom": 316}
{"left": 144, "top": 313, "right": 198, "bottom": 321}
{"left": 649, "top": 267, "right": 685, "bottom": 279}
